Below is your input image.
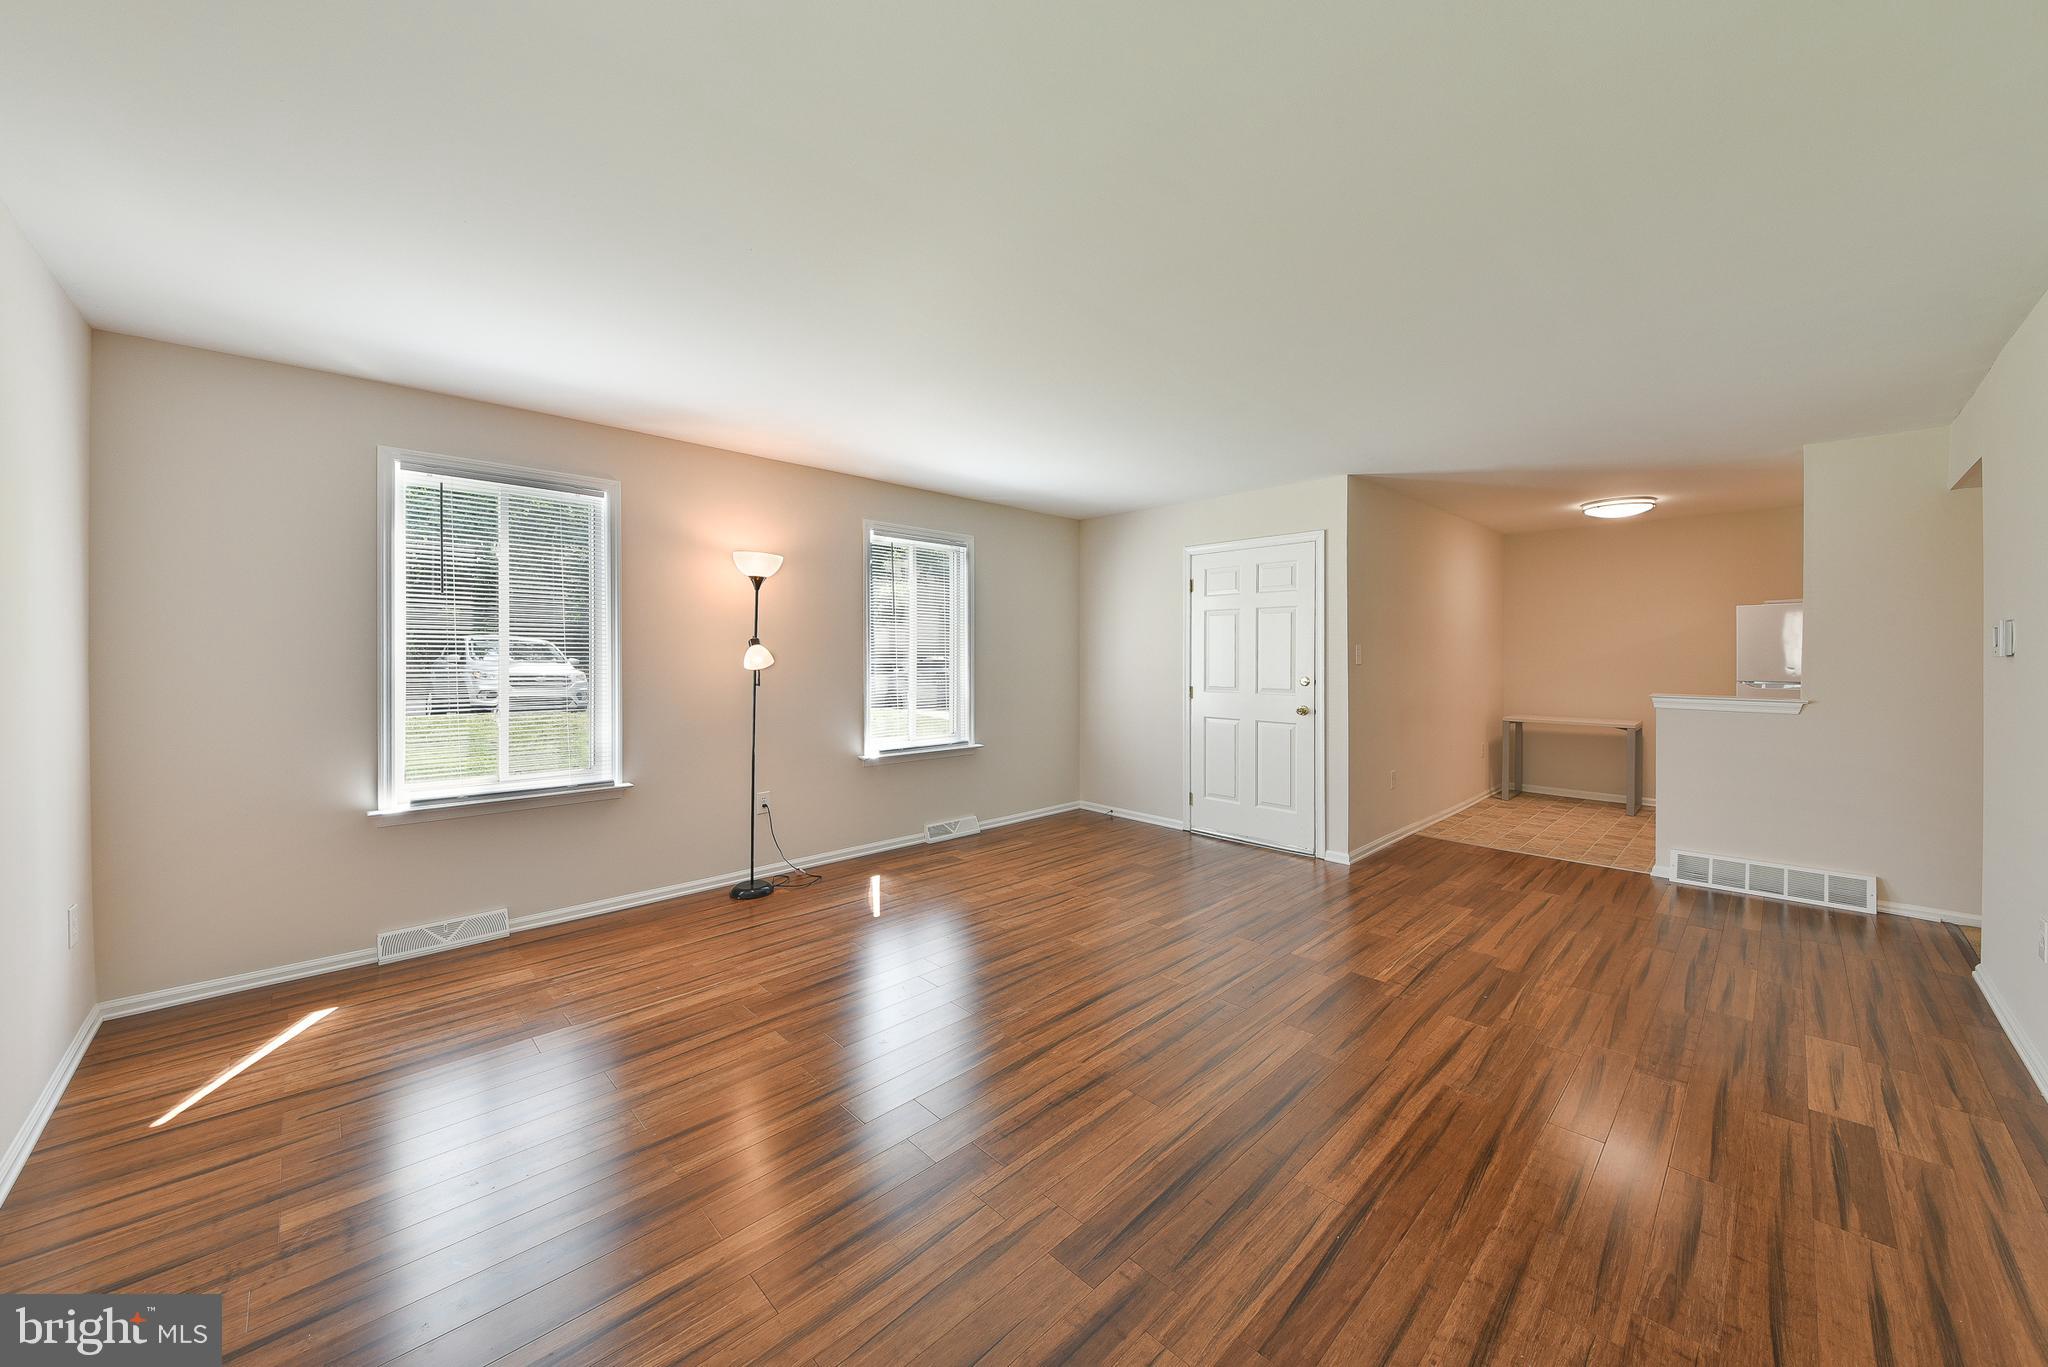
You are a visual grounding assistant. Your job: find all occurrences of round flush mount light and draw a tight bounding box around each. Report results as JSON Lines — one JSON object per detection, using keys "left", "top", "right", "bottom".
{"left": 1580, "top": 497, "right": 1658, "bottom": 519}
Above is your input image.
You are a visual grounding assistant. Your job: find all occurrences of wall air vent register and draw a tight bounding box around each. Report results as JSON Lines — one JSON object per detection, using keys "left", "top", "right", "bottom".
{"left": 1670, "top": 851, "right": 1875, "bottom": 914}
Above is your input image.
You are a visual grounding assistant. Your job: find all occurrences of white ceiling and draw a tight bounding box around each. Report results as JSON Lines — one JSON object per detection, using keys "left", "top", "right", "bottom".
{"left": 2, "top": 2, "right": 2044, "bottom": 520}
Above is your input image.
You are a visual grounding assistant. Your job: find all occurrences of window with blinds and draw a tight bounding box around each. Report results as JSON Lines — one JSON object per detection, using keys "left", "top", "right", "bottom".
{"left": 864, "top": 523, "right": 974, "bottom": 757}
{"left": 378, "top": 449, "right": 621, "bottom": 811}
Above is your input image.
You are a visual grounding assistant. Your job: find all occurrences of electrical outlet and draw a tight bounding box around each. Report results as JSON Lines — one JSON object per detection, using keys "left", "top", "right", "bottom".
{"left": 66, "top": 904, "right": 79, "bottom": 949}
{"left": 2038, "top": 917, "right": 2047, "bottom": 964}
{"left": 1352, "top": 644, "right": 1363, "bottom": 666}
{"left": 755, "top": 791, "right": 771, "bottom": 813}
{"left": 1388, "top": 770, "right": 1397, "bottom": 790}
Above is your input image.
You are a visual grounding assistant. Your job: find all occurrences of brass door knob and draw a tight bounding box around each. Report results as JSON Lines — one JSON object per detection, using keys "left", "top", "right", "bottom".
{"left": 1296, "top": 705, "right": 1312, "bottom": 715}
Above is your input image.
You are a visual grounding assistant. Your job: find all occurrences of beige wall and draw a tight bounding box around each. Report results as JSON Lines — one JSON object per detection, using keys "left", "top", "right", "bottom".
{"left": 0, "top": 203, "right": 96, "bottom": 1178}
{"left": 1953, "top": 282, "right": 2048, "bottom": 1078}
{"left": 89, "top": 336, "right": 1079, "bottom": 1000}
{"left": 1347, "top": 478, "right": 1501, "bottom": 854}
{"left": 1077, "top": 478, "right": 1348, "bottom": 849}
{"left": 1503, "top": 506, "right": 1802, "bottom": 803}
{"left": 1655, "top": 429, "right": 1982, "bottom": 915}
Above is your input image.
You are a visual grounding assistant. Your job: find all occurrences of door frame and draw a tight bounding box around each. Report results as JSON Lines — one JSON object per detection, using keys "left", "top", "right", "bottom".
{"left": 1181, "top": 530, "right": 1326, "bottom": 859}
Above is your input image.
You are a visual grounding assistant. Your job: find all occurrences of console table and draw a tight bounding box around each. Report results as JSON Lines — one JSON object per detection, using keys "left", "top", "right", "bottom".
{"left": 1499, "top": 715, "right": 1645, "bottom": 815}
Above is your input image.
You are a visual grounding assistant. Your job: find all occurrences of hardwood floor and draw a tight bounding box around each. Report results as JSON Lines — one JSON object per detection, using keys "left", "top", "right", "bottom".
{"left": 3, "top": 812, "right": 2045, "bottom": 1364}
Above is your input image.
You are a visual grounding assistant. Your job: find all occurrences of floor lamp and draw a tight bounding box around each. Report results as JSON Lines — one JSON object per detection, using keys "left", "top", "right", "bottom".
{"left": 731, "top": 550, "right": 783, "bottom": 900}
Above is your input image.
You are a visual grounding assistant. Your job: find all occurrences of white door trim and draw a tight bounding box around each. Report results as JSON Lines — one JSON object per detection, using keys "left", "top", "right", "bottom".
{"left": 1182, "top": 530, "right": 1326, "bottom": 858}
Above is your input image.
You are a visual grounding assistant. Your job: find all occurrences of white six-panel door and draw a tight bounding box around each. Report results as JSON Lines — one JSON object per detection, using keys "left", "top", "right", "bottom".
{"left": 1186, "top": 534, "right": 1319, "bottom": 854}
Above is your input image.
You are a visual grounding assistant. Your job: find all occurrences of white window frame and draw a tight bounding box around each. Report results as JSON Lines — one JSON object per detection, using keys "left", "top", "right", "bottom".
{"left": 862, "top": 520, "right": 978, "bottom": 761}
{"left": 374, "top": 446, "right": 624, "bottom": 819}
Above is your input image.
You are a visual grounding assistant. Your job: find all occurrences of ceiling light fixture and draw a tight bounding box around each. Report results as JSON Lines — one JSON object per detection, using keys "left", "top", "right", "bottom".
{"left": 1580, "top": 497, "right": 1657, "bottom": 519}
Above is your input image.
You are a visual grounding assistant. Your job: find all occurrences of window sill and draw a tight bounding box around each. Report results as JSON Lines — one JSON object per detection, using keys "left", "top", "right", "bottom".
{"left": 369, "top": 781, "right": 632, "bottom": 826}
{"left": 860, "top": 741, "right": 984, "bottom": 766}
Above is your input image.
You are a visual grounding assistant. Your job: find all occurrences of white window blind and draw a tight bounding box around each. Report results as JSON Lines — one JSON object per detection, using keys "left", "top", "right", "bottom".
{"left": 864, "top": 523, "right": 973, "bottom": 757}
{"left": 379, "top": 450, "right": 620, "bottom": 810}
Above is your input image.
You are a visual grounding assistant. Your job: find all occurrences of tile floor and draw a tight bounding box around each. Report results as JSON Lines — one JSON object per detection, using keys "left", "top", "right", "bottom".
{"left": 1421, "top": 791, "right": 1656, "bottom": 872}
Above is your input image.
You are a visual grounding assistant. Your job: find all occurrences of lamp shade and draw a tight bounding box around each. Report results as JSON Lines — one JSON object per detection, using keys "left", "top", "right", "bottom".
{"left": 742, "top": 640, "right": 775, "bottom": 671}
{"left": 733, "top": 550, "right": 784, "bottom": 579}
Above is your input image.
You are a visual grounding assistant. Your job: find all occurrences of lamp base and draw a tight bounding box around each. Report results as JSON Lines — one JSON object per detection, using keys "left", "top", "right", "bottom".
{"left": 729, "top": 878, "right": 775, "bottom": 901}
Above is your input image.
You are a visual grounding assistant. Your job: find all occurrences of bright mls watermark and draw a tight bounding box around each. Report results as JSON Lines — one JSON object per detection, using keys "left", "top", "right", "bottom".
{"left": 3, "top": 1295, "right": 220, "bottom": 1363}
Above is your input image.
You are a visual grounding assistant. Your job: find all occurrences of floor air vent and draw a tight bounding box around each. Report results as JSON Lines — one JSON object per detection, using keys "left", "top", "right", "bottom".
{"left": 924, "top": 814, "right": 982, "bottom": 843}
{"left": 377, "top": 908, "right": 511, "bottom": 964}
{"left": 1670, "top": 851, "right": 1876, "bottom": 914}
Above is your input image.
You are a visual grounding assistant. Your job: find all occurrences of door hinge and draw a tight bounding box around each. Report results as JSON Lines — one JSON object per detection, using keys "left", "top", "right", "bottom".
{"left": 1188, "top": 685, "right": 1194, "bottom": 699}
{"left": 1189, "top": 577, "right": 1194, "bottom": 592}
{"left": 1187, "top": 792, "right": 1193, "bottom": 805}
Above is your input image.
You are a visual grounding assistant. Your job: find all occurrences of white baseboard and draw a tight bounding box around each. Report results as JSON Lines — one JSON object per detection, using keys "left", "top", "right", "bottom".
{"left": 1075, "top": 801, "right": 1187, "bottom": 832}
{"left": 513, "top": 801, "right": 1088, "bottom": 936}
{"left": 99, "top": 801, "right": 1092, "bottom": 1021}
{"left": 981, "top": 801, "right": 1087, "bottom": 832}
{"left": 1654, "top": 873, "right": 1974, "bottom": 934}
{"left": 99, "top": 948, "right": 380, "bottom": 1021}
{"left": 1516, "top": 783, "right": 1656, "bottom": 810}
{"left": 1975, "top": 966, "right": 2048, "bottom": 1103}
{"left": 1878, "top": 899, "right": 1982, "bottom": 929}
{"left": 1077, "top": 800, "right": 1369, "bottom": 868}
{"left": 1347, "top": 790, "right": 1494, "bottom": 865}
{"left": 1076, "top": 799, "right": 1362, "bottom": 862}
{"left": 1647, "top": 869, "right": 1980, "bottom": 930}
{"left": 1, "top": 1004, "right": 102, "bottom": 1208}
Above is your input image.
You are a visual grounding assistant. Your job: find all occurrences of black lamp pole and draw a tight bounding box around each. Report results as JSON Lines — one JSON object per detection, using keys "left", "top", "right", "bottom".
{"left": 731, "top": 572, "right": 774, "bottom": 901}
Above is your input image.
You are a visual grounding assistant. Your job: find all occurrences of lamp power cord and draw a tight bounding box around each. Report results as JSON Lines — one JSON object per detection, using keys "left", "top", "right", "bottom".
{"left": 761, "top": 806, "right": 823, "bottom": 889}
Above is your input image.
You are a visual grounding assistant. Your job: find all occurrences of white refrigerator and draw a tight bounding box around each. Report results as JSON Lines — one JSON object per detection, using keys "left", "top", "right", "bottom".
{"left": 1736, "top": 600, "right": 1803, "bottom": 694}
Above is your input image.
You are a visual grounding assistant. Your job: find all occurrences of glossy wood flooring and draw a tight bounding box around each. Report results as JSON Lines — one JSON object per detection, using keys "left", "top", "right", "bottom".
{"left": 4, "top": 813, "right": 2046, "bottom": 1364}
